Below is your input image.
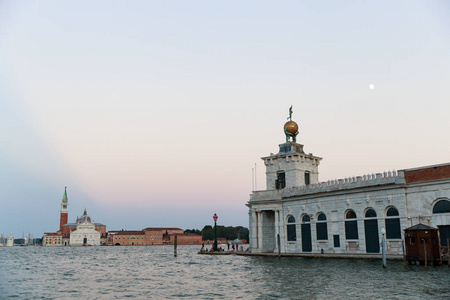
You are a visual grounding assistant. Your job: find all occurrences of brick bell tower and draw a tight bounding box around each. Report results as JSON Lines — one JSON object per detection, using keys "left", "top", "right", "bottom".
{"left": 60, "top": 187, "right": 69, "bottom": 231}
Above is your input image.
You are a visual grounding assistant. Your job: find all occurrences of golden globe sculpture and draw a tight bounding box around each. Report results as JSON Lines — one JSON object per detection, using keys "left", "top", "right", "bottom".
{"left": 284, "top": 121, "right": 298, "bottom": 135}
{"left": 284, "top": 105, "right": 299, "bottom": 143}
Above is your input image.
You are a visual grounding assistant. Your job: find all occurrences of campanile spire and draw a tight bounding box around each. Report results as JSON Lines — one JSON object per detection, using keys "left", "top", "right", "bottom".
{"left": 60, "top": 187, "right": 69, "bottom": 231}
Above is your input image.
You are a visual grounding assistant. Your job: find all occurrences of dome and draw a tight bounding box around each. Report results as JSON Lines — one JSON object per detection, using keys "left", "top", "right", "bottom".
{"left": 284, "top": 121, "right": 298, "bottom": 135}
{"left": 77, "top": 209, "right": 92, "bottom": 223}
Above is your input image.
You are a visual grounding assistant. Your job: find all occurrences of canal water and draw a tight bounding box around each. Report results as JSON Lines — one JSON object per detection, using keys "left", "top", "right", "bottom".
{"left": 0, "top": 245, "right": 448, "bottom": 299}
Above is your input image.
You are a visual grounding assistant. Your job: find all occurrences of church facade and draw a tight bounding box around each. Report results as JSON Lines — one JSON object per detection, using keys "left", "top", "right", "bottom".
{"left": 247, "top": 114, "right": 450, "bottom": 255}
{"left": 42, "top": 188, "right": 107, "bottom": 246}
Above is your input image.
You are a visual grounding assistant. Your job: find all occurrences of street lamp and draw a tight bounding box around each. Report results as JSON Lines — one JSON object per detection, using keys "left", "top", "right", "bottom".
{"left": 213, "top": 213, "right": 218, "bottom": 251}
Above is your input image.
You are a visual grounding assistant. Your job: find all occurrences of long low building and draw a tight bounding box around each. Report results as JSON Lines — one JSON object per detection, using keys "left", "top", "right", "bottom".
{"left": 247, "top": 113, "right": 450, "bottom": 255}
{"left": 108, "top": 228, "right": 202, "bottom": 246}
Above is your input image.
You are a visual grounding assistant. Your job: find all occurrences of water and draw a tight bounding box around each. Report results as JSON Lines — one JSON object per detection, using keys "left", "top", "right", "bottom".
{"left": 1, "top": 246, "right": 449, "bottom": 299}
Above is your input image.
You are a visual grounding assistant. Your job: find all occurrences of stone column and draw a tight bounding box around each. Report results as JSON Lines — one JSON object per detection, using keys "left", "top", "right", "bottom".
{"left": 252, "top": 210, "right": 258, "bottom": 250}
{"left": 279, "top": 209, "right": 286, "bottom": 253}
{"left": 274, "top": 210, "right": 279, "bottom": 251}
{"left": 258, "top": 211, "right": 263, "bottom": 250}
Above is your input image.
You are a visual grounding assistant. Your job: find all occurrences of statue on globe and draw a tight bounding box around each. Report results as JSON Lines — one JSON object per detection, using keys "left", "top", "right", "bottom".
{"left": 284, "top": 105, "right": 299, "bottom": 143}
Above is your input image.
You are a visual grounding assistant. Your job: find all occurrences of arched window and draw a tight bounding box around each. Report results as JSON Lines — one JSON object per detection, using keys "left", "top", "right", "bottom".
{"left": 316, "top": 213, "right": 328, "bottom": 240}
{"left": 365, "top": 209, "right": 377, "bottom": 218}
{"left": 345, "top": 210, "right": 358, "bottom": 240}
{"left": 346, "top": 210, "right": 356, "bottom": 219}
{"left": 287, "top": 215, "right": 296, "bottom": 241}
{"left": 385, "top": 207, "right": 401, "bottom": 239}
{"left": 433, "top": 199, "right": 450, "bottom": 214}
{"left": 386, "top": 207, "right": 399, "bottom": 217}
{"left": 302, "top": 215, "right": 311, "bottom": 223}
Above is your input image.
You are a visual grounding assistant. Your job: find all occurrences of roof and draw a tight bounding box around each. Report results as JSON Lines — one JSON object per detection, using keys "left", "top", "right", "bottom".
{"left": 43, "top": 233, "right": 61, "bottom": 236}
{"left": 168, "top": 233, "right": 201, "bottom": 236}
{"left": 142, "top": 227, "right": 183, "bottom": 231}
{"left": 404, "top": 223, "right": 437, "bottom": 231}
{"left": 62, "top": 187, "right": 68, "bottom": 201}
{"left": 113, "top": 231, "right": 145, "bottom": 236}
{"left": 63, "top": 223, "right": 105, "bottom": 227}
{"left": 400, "top": 162, "right": 450, "bottom": 172}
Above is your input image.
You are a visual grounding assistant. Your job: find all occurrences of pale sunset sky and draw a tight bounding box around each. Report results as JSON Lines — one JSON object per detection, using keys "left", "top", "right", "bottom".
{"left": 1, "top": 1, "right": 449, "bottom": 238}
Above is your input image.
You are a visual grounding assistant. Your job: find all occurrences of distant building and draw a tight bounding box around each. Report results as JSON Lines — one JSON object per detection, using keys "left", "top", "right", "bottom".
{"left": 108, "top": 228, "right": 202, "bottom": 246}
{"left": 6, "top": 233, "right": 14, "bottom": 247}
{"left": 42, "top": 232, "right": 62, "bottom": 246}
{"left": 42, "top": 188, "right": 106, "bottom": 246}
{"left": 248, "top": 112, "right": 450, "bottom": 255}
{"left": 69, "top": 210, "right": 102, "bottom": 246}
{"left": 164, "top": 233, "right": 203, "bottom": 245}
{"left": 110, "top": 230, "right": 146, "bottom": 246}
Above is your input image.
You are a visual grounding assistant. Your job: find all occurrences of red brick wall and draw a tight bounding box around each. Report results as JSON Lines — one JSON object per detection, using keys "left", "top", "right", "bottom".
{"left": 60, "top": 213, "right": 68, "bottom": 231}
{"left": 166, "top": 234, "right": 202, "bottom": 245}
{"left": 144, "top": 230, "right": 163, "bottom": 245}
{"left": 404, "top": 165, "right": 450, "bottom": 183}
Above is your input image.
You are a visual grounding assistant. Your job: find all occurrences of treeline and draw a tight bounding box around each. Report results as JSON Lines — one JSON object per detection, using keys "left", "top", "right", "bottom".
{"left": 184, "top": 226, "right": 249, "bottom": 241}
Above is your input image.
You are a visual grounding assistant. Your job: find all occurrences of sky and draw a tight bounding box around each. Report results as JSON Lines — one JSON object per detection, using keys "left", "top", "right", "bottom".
{"left": 1, "top": 1, "right": 449, "bottom": 238}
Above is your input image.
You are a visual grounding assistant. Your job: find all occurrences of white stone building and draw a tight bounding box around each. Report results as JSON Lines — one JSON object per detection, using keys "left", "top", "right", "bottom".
{"left": 248, "top": 120, "right": 450, "bottom": 255}
{"left": 6, "top": 233, "right": 14, "bottom": 247}
{"left": 69, "top": 210, "right": 101, "bottom": 246}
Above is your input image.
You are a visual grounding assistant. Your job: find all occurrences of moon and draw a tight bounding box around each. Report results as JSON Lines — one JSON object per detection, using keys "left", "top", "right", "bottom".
{"left": 369, "top": 84, "right": 375, "bottom": 90}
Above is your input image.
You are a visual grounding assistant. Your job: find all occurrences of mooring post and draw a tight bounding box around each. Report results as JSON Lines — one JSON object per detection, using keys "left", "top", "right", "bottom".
{"left": 402, "top": 239, "right": 406, "bottom": 269}
{"left": 423, "top": 239, "right": 427, "bottom": 269}
{"left": 447, "top": 238, "right": 449, "bottom": 268}
{"left": 174, "top": 235, "right": 177, "bottom": 257}
{"left": 277, "top": 234, "right": 281, "bottom": 259}
{"left": 381, "top": 228, "right": 386, "bottom": 268}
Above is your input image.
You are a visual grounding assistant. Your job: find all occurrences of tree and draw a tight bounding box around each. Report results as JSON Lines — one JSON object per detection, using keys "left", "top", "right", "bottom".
{"left": 236, "top": 226, "right": 249, "bottom": 241}
{"left": 184, "top": 229, "right": 201, "bottom": 235}
{"left": 201, "top": 225, "right": 214, "bottom": 240}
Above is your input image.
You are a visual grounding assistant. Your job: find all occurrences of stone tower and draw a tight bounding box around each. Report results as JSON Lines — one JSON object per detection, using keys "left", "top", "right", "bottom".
{"left": 262, "top": 108, "right": 322, "bottom": 190}
{"left": 60, "top": 187, "right": 68, "bottom": 231}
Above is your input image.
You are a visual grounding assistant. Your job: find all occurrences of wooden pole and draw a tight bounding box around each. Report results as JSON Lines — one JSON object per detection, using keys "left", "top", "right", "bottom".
{"left": 447, "top": 238, "right": 449, "bottom": 268}
{"left": 277, "top": 233, "right": 281, "bottom": 259}
{"left": 423, "top": 239, "right": 427, "bottom": 269}
{"left": 382, "top": 233, "right": 387, "bottom": 268}
{"left": 174, "top": 235, "right": 177, "bottom": 257}
{"left": 402, "top": 239, "right": 406, "bottom": 269}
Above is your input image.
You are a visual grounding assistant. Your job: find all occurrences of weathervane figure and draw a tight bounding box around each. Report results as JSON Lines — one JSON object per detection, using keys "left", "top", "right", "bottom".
{"left": 283, "top": 105, "right": 299, "bottom": 143}
{"left": 287, "top": 105, "right": 293, "bottom": 121}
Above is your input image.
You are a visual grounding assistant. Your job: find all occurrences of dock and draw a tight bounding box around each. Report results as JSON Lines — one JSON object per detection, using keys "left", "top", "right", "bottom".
{"left": 199, "top": 251, "right": 404, "bottom": 260}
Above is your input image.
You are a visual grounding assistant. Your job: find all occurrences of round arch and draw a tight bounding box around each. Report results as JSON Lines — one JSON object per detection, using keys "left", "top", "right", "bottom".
{"left": 345, "top": 209, "right": 357, "bottom": 220}
{"left": 385, "top": 206, "right": 399, "bottom": 217}
{"left": 301, "top": 214, "right": 311, "bottom": 223}
{"left": 364, "top": 208, "right": 377, "bottom": 218}
{"left": 286, "top": 214, "right": 296, "bottom": 223}
{"left": 316, "top": 212, "right": 327, "bottom": 221}
{"left": 432, "top": 198, "right": 450, "bottom": 214}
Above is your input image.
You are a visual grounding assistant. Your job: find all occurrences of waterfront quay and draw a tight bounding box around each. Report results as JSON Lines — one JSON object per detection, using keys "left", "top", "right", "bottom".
{"left": 199, "top": 250, "right": 404, "bottom": 260}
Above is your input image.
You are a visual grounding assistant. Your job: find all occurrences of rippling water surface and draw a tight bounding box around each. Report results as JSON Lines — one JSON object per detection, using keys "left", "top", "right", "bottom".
{"left": 1, "top": 246, "right": 449, "bottom": 299}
